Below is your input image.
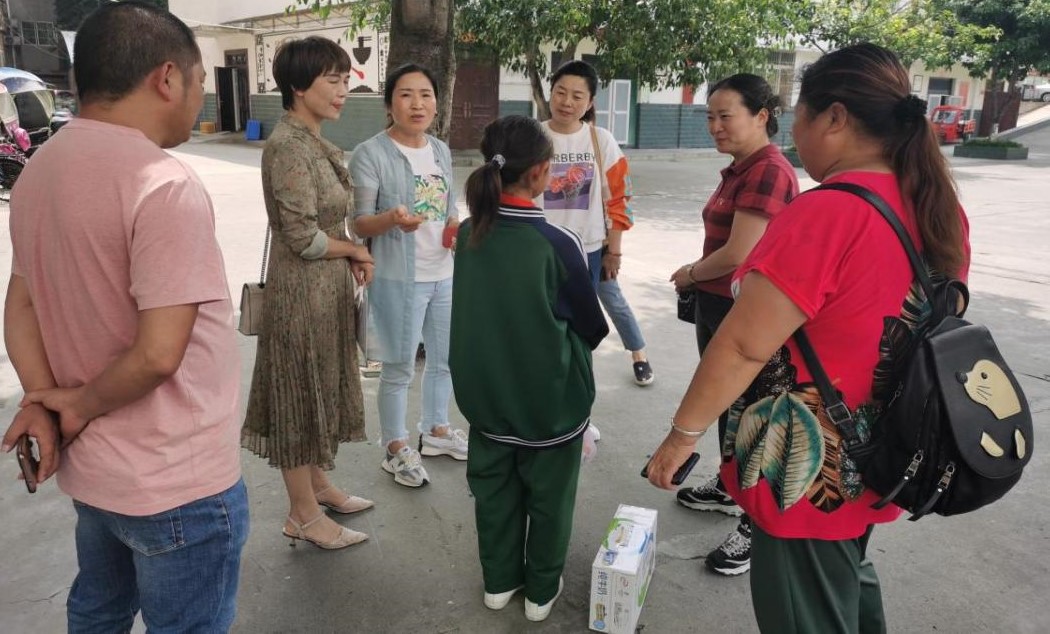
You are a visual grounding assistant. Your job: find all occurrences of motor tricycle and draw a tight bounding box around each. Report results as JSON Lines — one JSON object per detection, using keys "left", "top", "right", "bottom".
{"left": 930, "top": 105, "right": 976, "bottom": 143}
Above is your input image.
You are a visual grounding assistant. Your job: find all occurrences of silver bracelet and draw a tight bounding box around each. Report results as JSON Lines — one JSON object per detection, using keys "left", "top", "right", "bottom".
{"left": 671, "top": 422, "right": 706, "bottom": 438}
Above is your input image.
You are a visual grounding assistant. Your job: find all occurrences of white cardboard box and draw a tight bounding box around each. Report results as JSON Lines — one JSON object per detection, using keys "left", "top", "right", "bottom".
{"left": 588, "top": 505, "right": 658, "bottom": 633}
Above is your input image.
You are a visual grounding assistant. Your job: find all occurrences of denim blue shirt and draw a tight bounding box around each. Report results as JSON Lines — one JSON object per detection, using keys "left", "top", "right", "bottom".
{"left": 349, "top": 130, "right": 455, "bottom": 363}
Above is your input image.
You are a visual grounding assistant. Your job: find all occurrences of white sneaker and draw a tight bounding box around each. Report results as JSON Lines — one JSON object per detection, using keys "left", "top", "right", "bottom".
{"left": 483, "top": 584, "right": 523, "bottom": 610}
{"left": 589, "top": 424, "right": 601, "bottom": 442}
{"left": 381, "top": 446, "right": 430, "bottom": 487}
{"left": 524, "top": 577, "right": 563, "bottom": 622}
{"left": 419, "top": 427, "right": 469, "bottom": 461}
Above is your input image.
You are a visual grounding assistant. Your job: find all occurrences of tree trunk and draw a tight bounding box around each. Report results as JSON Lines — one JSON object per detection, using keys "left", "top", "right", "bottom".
{"left": 526, "top": 46, "right": 551, "bottom": 121}
{"left": 978, "top": 67, "right": 1001, "bottom": 137}
{"left": 977, "top": 66, "right": 1020, "bottom": 137}
{"left": 562, "top": 40, "right": 578, "bottom": 62}
{"left": 388, "top": 0, "right": 456, "bottom": 141}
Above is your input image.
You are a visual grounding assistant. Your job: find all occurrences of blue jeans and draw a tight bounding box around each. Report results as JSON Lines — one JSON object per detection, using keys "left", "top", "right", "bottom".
{"left": 378, "top": 278, "right": 453, "bottom": 447}
{"left": 67, "top": 479, "right": 249, "bottom": 634}
{"left": 587, "top": 249, "right": 646, "bottom": 352}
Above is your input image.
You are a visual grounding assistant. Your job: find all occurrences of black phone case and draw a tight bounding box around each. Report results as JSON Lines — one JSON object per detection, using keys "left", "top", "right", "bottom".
{"left": 641, "top": 452, "right": 700, "bottom": 485}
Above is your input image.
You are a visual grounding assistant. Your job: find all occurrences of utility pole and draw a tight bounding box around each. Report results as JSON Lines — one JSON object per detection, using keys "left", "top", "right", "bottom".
{"left": 0, "top": 0, "right": 9, "bottom": 67}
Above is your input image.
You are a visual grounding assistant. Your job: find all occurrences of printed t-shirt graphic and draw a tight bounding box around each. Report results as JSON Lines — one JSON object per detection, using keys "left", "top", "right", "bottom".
{"left": 545, "top": 154, "right": 595, "bottom": 211}
{"left": 392, "top": 137, "right": 453, "bottom": 282}
{"left": 412, "top": 173, "right": 449, "bottom": 222}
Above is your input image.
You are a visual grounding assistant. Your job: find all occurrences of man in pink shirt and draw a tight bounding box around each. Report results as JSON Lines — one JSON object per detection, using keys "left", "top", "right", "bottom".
{"left": 1, "top": 3, "right": 247, "bottom": 631}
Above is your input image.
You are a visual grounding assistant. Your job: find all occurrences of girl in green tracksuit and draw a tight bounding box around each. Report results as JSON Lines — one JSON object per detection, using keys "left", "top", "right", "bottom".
{"left": 449, "top": 115, "right": 608, "bottom": 622}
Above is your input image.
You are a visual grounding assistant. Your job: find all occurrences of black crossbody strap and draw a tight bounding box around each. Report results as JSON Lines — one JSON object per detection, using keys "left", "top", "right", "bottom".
{"left": 789, "top": 182, "right": 929, "bottom": 448}
{"left": 792, "top": 328, "right": 862, "bottom": 446}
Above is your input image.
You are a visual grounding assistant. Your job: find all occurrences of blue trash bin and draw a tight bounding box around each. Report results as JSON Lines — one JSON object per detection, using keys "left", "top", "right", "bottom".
{"left": 245, "top": 119, "right": 262, "bottom": 141}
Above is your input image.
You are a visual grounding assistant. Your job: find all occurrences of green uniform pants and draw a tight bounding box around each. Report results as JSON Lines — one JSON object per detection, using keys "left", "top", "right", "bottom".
{"left": 466, "top": 428, "right": 583, "bottom": 605}
{"left": 751, "top": 524, "right": 886, "bottom": 634}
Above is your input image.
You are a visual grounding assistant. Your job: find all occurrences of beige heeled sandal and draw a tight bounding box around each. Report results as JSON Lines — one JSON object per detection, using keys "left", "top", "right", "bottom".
{"left": 282, "top": 514, "right": 368, "bottom": 550}
{"left": 314, "top": 486, "right": 375, "bottom": 514}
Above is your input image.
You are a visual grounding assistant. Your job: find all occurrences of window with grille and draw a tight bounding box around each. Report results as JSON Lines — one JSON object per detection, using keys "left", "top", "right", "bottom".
{"left": 23, "top": 22, "right": 58, "bottom": 46}
{"left": 758, "top": 50, "right": 797, "bottom": 105}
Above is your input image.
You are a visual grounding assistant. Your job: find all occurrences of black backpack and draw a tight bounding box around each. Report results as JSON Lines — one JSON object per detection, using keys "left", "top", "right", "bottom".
{"left": 793, "top": 182, "right": 1033, "bottom": 521}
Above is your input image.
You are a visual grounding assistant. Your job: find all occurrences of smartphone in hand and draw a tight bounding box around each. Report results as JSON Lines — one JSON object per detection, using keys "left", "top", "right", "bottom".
{"left": 16, "top": 435, "right": 39, "bottom": 494}
{"left": 641, "top": 452, "right": 700, "bottom": 486}
{"left": 442, "top": 225, "right": 457, "bottom": 249}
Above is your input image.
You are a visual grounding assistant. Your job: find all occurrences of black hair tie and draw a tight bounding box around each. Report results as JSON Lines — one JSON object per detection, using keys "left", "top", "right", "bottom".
{"left": 894, "top": 94, "right": 928, "bottom": 123}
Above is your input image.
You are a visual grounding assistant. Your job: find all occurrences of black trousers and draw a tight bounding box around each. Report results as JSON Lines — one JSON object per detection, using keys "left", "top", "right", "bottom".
{"left": 693, "top": 290, "right": 734, "bottom": 456}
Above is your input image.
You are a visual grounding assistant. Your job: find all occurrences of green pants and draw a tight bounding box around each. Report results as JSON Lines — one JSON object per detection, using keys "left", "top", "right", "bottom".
{"left": 466, "top": 428, "right": 583, "bottom": 605}
{"left": 751, "top": 524, "right": 886, "bottom": 634}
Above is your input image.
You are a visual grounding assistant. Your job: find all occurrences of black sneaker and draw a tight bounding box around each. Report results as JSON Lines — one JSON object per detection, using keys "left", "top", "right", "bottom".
{"left": 705, "top": 520, "right": 752, "bottom": 576}
{"left": 676, "top": 476, "right": 743, "bottom": 516}
{"left": 632, "top": 360, "right": 654, "bottom": 386}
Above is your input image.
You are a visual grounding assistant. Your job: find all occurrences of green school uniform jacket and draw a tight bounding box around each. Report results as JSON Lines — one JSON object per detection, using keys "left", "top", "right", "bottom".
{"left": 449, "top": 200, "right": 608, "bottom": 448}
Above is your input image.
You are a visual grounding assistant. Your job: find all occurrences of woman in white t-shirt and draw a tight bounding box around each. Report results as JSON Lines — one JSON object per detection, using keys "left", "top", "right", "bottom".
{"left": 350, "top": 64, "right": 467, "bottom": 488}
{"left": 540, "top": 59, "right": 654, "bottom": 389}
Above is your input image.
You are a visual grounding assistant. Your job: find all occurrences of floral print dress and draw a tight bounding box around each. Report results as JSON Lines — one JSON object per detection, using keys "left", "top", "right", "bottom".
{"left": 242, "top": 115, "right": 366, "bottom": 470}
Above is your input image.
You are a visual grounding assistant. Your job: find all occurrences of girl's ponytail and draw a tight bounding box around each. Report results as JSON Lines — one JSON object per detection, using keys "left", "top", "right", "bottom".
{"left": 464, "top": 158, "right": 503, "bottom": 247}
{"left": 464, "top": 115, "right": 554, "bottom": 248}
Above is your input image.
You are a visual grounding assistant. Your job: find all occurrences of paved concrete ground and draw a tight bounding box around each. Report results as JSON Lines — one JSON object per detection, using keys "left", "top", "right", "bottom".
{"left": 1, "top": 126, "right": 1048, "bottom": 634}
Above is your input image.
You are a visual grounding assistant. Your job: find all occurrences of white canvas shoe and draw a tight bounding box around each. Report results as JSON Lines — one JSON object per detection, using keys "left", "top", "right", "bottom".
{"left": 524, "top": 577, "right": 563, "bottom": 622}
{"left": 483, "top": 585, "right": 523, "bottom": 610}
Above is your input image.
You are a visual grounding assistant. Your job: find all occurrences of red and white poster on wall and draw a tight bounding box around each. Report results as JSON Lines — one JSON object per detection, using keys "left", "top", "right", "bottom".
{"left": 257, "top": 25, "right": 389, "bottom": 95}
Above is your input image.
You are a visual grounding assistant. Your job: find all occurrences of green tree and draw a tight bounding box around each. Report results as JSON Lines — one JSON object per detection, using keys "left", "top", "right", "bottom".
{"left": 55, "top": 0, "right": 169, "bottom": 30}
{"left": 297, "top": 0, "right": 805, "bottom": 121}
{"left": 458, "top": 0, "right": 804, "bottom": 119}
{"left": 950, "top": 0, "right": 1050, "bottom": 83}
{"left": 948, "top": 0, "right": 1050, "bottom": 133}
{"left": 797, "top": 0, "right": 998, "bottom": 69}
{"left": 456, "top": 0, "right": 596, "bottom": 120}
{"left": 592, "top": 0, "right": 802, "bottom": 90}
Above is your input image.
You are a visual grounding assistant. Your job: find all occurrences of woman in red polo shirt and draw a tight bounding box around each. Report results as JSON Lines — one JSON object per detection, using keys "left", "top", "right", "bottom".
{"left": 670, "top": 73, "right": 799, "bottom": 577}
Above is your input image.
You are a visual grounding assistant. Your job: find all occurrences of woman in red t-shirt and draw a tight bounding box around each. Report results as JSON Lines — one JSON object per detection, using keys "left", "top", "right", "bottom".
{"left": 670, "top": 73, "right": 799, "bottom": 577}
{"left": 649, "top": 44, "right": 969, "bottom": 632}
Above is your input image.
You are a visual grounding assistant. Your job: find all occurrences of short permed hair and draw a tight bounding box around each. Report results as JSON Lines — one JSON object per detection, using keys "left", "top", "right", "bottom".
{"left": 74, "top": 1, "right": 201, "bottom": 105}
{"left": 272, "top": 37, "right": 352, "bottom": 111}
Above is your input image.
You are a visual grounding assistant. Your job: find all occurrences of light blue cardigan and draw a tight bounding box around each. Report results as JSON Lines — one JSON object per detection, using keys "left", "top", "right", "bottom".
{"left": 349, "top": 130, "right": 455, "bottom": 363}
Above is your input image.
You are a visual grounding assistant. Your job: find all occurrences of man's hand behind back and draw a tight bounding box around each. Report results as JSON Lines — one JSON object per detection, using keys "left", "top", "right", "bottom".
{"left": 2, "top": 402, "right": 61, "bottom": 483}
{"left": 21, "top": 387, "right": 90, "bottom": 447}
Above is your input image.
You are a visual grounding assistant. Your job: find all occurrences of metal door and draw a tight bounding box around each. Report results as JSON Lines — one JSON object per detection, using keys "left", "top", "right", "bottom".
{"left": 594, "top": 79, "right": 631, "bottom": 144}
{"left": 215, "top": 66, "right": 236, "bottom": 132}
{"left": 450, "top": 56, "right": 499, "bottom": 150}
